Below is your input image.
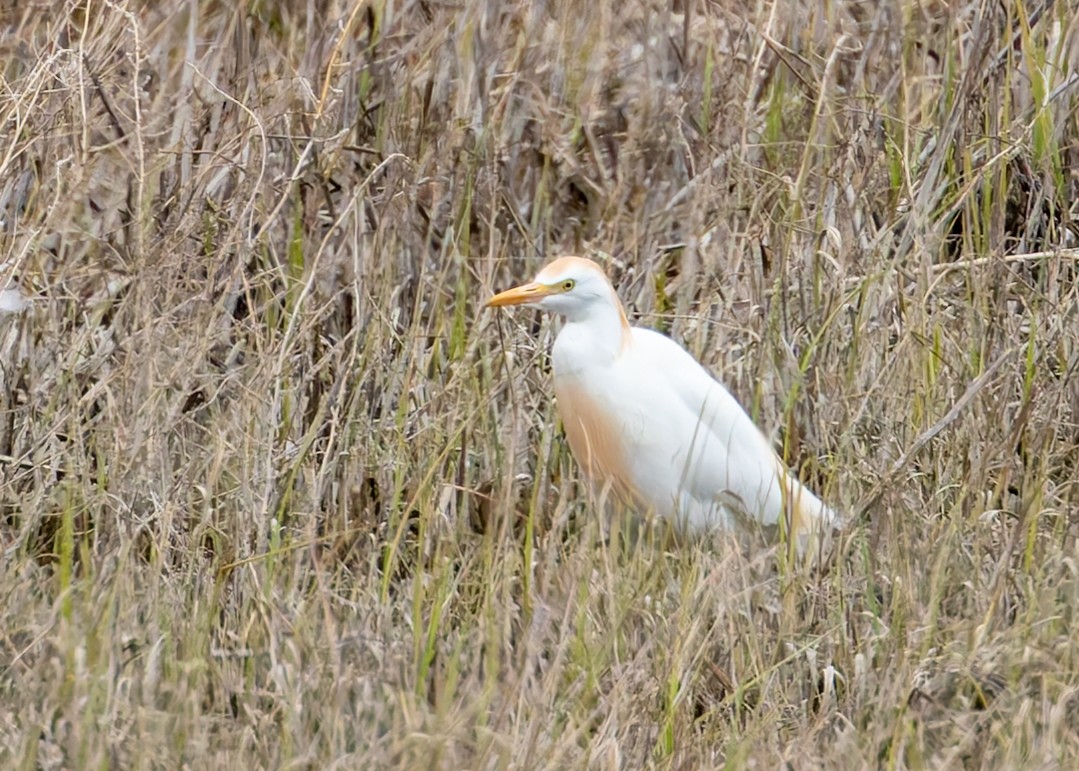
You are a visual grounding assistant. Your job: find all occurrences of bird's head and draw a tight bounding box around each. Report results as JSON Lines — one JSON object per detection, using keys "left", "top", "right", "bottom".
{"left": 486, "top": 256, "right": 618, "bottom": 321}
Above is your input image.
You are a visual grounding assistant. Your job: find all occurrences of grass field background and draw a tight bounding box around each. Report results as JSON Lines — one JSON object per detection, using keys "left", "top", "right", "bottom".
{"left": 1, "top": 0, "right": 1078, "bottom": 767}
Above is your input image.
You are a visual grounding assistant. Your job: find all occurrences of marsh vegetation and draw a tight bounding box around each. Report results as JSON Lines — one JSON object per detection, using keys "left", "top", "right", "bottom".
{"left": 1, "top": 1, "right": 1078, "bottom": 767}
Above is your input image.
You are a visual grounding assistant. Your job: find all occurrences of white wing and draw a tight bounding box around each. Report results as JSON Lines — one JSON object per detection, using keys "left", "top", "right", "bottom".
{"left": 626, "top": 328, "right": 837, "bottom": 539}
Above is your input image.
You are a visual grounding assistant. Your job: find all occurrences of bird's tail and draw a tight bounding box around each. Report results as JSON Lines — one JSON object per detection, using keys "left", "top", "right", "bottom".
{"left": 782, "top": 471, "right": 841, "bottom": 562}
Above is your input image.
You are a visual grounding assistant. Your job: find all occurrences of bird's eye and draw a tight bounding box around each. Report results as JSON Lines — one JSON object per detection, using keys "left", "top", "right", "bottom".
{"left": 561, "top": 279, "right": 575, "bottom": 291}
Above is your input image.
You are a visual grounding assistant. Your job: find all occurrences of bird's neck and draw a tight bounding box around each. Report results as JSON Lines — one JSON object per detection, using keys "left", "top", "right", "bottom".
{"left": 555, "top": 294, "right": 632, "bottom": 370}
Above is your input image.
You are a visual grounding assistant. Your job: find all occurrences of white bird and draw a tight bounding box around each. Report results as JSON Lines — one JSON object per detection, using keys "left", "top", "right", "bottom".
{"left": 486, "top": 256, "right": 839, "bottom": 557}
{"left": 0, "top": 262, "right": 26, "bottom": 315}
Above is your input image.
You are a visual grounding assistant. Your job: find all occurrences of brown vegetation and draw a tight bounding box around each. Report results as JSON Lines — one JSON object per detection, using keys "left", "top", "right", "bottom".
{"left": 1, "top": 0, "right": 1078, "bottom": 767}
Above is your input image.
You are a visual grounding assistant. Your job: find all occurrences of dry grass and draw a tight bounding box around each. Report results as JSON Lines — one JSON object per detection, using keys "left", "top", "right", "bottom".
{"left": 1, "top": 0, "right": 1078, "bottom": 767}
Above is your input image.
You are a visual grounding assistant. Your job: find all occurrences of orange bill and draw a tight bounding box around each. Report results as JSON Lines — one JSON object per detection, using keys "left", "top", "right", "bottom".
{"left": 485, "top": 281, "right": 554, "bottom": 307}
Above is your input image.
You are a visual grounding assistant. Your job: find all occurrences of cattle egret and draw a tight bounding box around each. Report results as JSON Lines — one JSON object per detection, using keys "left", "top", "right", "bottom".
{"left": 486, "top": 256, "right": 839, "bottom": 557}
{"left": 0, "top": 262, "right": 26, "bottom": 315}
